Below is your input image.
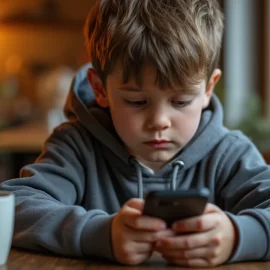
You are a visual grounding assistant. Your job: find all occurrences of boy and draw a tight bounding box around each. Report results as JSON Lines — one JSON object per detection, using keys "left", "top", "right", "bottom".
{"left": 1, "top": 0, "right": 270, "bottom": 267}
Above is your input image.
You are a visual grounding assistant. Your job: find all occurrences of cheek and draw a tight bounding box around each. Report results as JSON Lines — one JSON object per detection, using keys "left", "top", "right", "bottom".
{"left": 176, "top": 108, "right": 202, "bottom": 139}
{"left": 107, "top": 96, "right": 139, "bottom": 139}
{"left": 110, "top": 109, "right": 140, "bottom": 141}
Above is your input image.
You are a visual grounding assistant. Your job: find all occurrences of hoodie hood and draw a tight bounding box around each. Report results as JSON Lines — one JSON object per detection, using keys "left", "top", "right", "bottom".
{"left": 64, "top": 64, "right": 131, "bottom": 163}
{"left": 64, "top": 63, "right": 229, "bottom": 172}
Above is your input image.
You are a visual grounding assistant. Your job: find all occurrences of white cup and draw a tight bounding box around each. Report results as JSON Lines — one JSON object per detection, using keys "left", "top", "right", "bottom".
{"left": 0, "top": 191, "right": 15, "bottom": 266}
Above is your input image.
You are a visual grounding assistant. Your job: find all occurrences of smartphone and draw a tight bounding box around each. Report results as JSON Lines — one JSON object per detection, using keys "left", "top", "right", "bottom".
{"left": 143, "top": 188, "right": 210, "bottom": 227}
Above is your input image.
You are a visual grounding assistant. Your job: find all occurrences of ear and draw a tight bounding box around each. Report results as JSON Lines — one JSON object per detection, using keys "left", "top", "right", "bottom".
{"left": 203, "top": 68, "right": 222, "bottom": 109}
{"left": 87, "top": 68, "right": 109, "bottom": 108}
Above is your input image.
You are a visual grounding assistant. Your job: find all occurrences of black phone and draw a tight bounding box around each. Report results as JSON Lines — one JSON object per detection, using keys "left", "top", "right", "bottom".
{"left": 143, "top": 188, "right": 210, "bottom": 227}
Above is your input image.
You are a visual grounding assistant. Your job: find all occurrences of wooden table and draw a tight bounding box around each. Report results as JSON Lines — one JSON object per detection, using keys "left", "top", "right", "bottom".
{"left": 0, "top": 122, "right": 48, "bottom": 179}
{"left": 1, "top": 248, "right": 270, "bottom": 270}
{"left": 0, "top": 122, "right": 48, "bottom": 153}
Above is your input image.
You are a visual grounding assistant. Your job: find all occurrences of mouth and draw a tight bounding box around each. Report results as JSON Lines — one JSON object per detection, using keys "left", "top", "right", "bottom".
{"left": 143, "top": 140, "right": 171, "bottom": 148}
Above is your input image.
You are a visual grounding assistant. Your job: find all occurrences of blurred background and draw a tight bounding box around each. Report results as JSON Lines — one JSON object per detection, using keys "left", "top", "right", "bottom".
{"left": 0, "top": 0, "right": 269, "bottom": 182}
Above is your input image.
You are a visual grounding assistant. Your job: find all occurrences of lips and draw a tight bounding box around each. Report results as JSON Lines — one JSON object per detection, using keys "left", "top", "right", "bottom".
{"left": 143, "top": 140, "right": 171, "bottom": 148}
{"left": 146, "top": 140, "right": 169, "bottom": 144}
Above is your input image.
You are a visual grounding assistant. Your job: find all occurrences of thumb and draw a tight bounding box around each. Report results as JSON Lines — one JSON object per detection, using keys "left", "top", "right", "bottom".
{"left": 204, "top": 202, "right": 220, "bottom": 214}
{"left": 125, "top": 198, "right": 145, "bottom": 212}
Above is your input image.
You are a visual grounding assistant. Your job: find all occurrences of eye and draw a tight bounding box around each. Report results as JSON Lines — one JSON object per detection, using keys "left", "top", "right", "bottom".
{"left": 172, "top": 99, "right": 193, "bottom": 107}
{"left": 124, "top": 99, "right": 147, "bottom": 106}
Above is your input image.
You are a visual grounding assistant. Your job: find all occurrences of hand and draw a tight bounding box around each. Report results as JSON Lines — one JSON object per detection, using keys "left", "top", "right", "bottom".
{"left": 111, "top": 198, "right": 175, "bottom": 265}
{"left": 154, "top": 203, "right": 238, "bottom": 267}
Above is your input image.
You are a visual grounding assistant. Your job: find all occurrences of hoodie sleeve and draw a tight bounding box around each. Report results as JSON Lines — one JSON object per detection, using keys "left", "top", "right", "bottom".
{"left": 216, "top": 133, "right": 270, "bottom": 263}
{"left": 0, "top": 123, "right": 115, "bottom": 261}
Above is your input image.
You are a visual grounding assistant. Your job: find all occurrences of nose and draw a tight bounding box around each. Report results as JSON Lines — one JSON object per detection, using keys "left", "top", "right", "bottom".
{"left": 145, "top": 106, "right": 171, "bottom": 131}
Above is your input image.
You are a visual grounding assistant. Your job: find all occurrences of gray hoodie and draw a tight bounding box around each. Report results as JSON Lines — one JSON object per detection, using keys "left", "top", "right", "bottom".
{"left": 1, "top": 64, "right": 270, "bottom": 263}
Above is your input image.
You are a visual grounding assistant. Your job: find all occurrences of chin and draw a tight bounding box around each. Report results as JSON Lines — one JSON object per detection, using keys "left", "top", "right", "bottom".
{"left": 143, "top": 153, "right": 174, "bottom": 163}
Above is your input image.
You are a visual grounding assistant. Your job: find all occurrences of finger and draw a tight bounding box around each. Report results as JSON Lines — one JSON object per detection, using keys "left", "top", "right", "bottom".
{"left": 133, "top": 242, "right": 153, "bottom": 254}
{"left": 130, "top": 228, "right": 175, "bottom": 242}
{"left": 155, "top": 229, "right": 176, "bottom": 238}
{"left": 157, "top": 245, "right": 221, "bottom": 260}
{"left": 204, "top": 203, "right": 220, "bottom": 214}
{"left": 124, "top": 214, "right": 167, "bottom": 231}
{"left": 119, "top": 199, "right": 145, "bottom": 225}
{"left": 172, "top": 212, "right": 220, "bottom": 233}
{"left": 119, "top": 204, "right": 142, "bottom": 227}
{"left": 122, "top": 252, "right": 153, "bottom": 265}
{"left": 120, "top": 199, "right": 144, "bottom": 220}
{"left": 155, "top": 230, "right": 217, "bottom": 250}
{"left": 125, "top": 198, "right": 145, "bottom": 212}
{"left": 162, "top": 256, "right": 212, "bottom": 267}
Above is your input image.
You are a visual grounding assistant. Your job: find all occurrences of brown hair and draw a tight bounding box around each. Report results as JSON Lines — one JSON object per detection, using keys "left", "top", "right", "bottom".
{"left": 84, "top": 0, "right": 224, "bottom": 89}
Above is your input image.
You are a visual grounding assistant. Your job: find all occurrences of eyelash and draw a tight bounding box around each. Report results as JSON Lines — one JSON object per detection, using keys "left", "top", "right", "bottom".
{"left": 124, "top": 99, "right": 193, "bottom": 107}
{"left": 124, "top": 100, "right": 147, "bottom": 106}
{"left": 171, "top": 99, "right": 193, "bottom": 107}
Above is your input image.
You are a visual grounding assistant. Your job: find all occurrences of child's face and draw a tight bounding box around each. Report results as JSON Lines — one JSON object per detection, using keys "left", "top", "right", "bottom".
{"left": 88, "top": 64, "right": 221, "bottom": 171}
